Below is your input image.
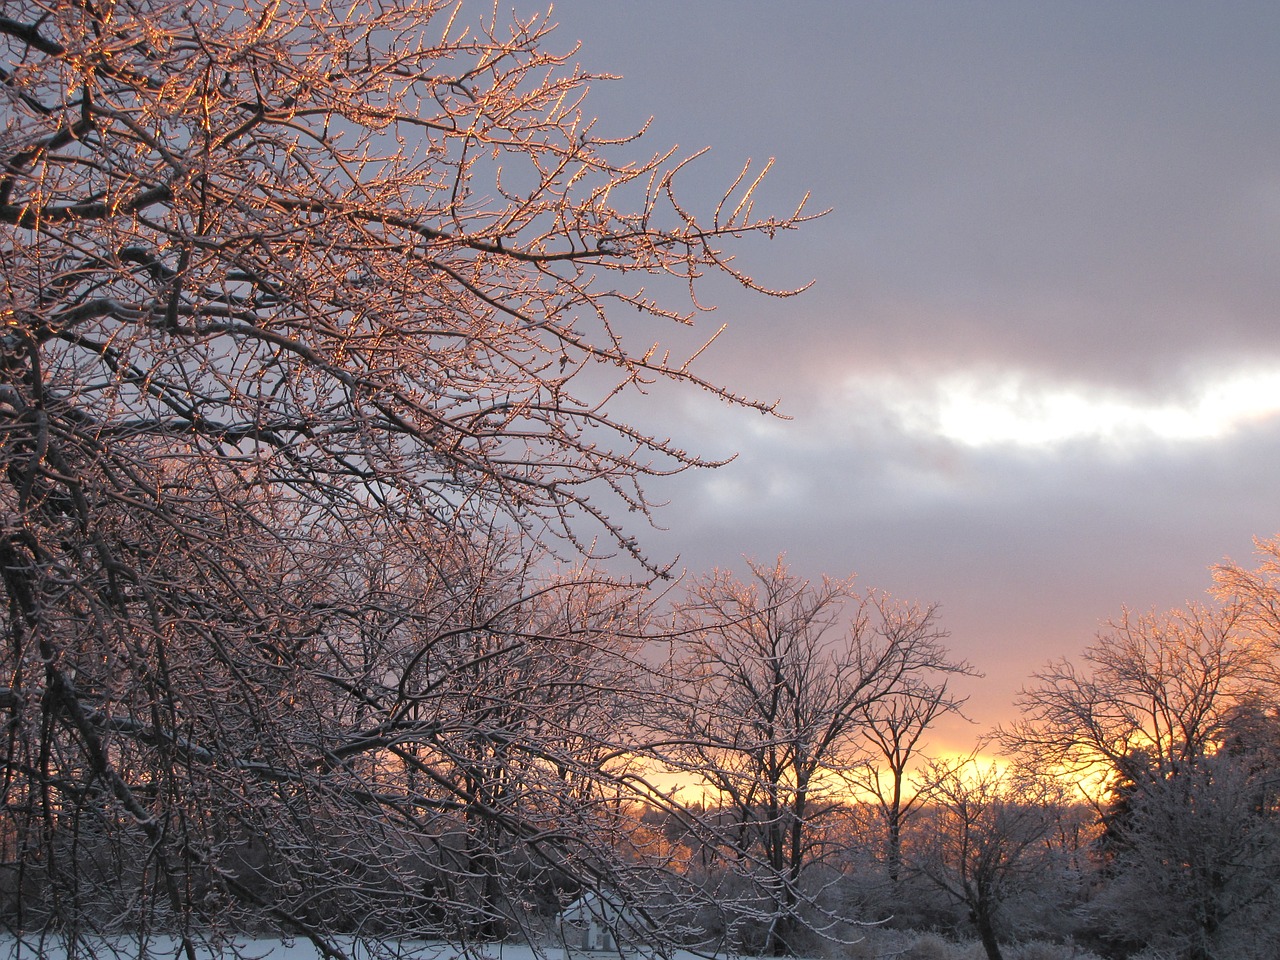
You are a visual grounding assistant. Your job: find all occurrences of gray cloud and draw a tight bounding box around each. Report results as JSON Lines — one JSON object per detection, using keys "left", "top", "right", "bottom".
{"left": 558, "top": 1, "right": 1280, "bottom": 384}
{"left": 630, "top": 396, "right": 1280, "bottom": 737}
{"left": 549, "top": 1, "right": 1280, "bottom": 736}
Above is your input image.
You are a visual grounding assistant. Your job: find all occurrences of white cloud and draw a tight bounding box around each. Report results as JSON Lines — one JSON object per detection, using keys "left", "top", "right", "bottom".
{"left": 839, "top": 366, "right": 1280, "bottom": 450}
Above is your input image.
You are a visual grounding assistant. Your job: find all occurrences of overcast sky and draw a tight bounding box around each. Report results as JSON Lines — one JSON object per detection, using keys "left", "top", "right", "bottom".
{"left": 539, "top": 2, "right": 1280, "bottom": 749}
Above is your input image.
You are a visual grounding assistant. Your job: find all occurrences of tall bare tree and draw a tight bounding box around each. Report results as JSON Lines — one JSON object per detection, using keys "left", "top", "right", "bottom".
{"left": 0, "top": 0, "right": 815, "bottom": 953}
{"left": 656, "top": 557, "right": 964, "bottom": 956}
{"left": 849, "top": 601, "right": 973, "bottom": 884}
{"left": 1001, "top": 603, "right": 1257, "bottom": 789}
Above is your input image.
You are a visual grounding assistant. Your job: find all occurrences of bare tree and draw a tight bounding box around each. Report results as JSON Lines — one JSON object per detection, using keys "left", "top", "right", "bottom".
{"left": 656, "top": 557, "right": 963, "bottom": 956}
{"left": 848, "top": 602, "right": 974, "bottom": 884}
{"left": 0, "top": 0, "right": 815, "bottom": 953}
{"left": 1001, "top": 598, "right": 1279, "bottom": 959}
{"left": 912, "top": 761, "right": 1059, "bottom": 960}
{"left": 1213, "top": 533, "right": 1280, "bottom": 691}
{"left": 1001, "top": 603, "right": 1257, "bottom": 789}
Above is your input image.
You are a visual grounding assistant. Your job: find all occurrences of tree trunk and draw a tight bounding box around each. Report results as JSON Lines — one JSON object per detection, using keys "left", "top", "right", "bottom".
{"left": 886, "top": 806, "right": 902, "bottom": 884}
{"left": 765, "top": 908, "right": 798, "bottom": 957}
{"left": 971, "top": 904, "right": 1004, "bottom": 960}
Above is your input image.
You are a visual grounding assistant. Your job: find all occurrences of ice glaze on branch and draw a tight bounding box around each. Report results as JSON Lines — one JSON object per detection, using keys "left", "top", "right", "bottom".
{"left": 0, "top": 1, "right": 817, "bottom": 952}
{"left": 1, "top": 0, "right": 818, "bottom": 570}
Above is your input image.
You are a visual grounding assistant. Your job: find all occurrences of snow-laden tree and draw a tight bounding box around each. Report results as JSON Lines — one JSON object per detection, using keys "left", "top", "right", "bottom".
{"left": 0, "top": 1, "right": 814, "bottom": 954}
{"left": 655, "top": 557, "right": 967, "bottom": 956}
{"left": 1090, "top": 748, "right": 1280, "bottom": 960}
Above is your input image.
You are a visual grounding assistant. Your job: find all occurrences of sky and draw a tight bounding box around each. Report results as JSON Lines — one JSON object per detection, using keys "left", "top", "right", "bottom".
{"left": 536, "top": 2, "right": 1280, "bottom": 750}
